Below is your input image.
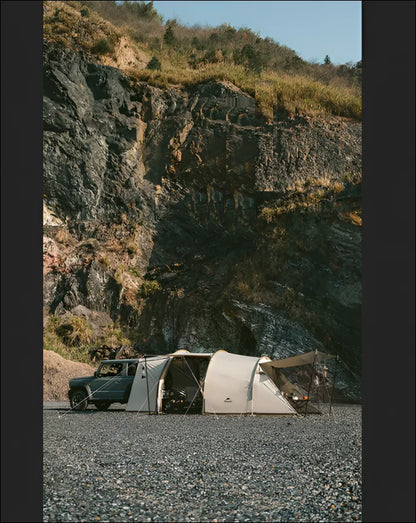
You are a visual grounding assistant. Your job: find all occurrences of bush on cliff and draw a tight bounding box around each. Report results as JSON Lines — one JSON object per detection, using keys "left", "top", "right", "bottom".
{"left": 91, "top": 38, "right": 115, "bottom": 55}
{"left": 146, "top": 56, "right": 162, "bottom": 71}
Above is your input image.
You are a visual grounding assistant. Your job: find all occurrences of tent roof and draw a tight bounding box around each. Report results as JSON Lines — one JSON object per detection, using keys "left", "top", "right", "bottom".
{"left": 135, "top": 352, "right": 212, "bottom": 364}
{"left": 167, "top": 350, "right": 212, "bottom": 358}
{"left": 99, "top": 358, "right": 141, "bottom": 364}
{"left": 261, "top": 350, "right": 336, "bottom": 369}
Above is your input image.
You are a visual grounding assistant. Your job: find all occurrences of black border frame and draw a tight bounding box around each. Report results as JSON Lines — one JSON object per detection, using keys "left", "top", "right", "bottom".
{"left": 362, "top": 2, "right": 415, "bottom": 522}
{"left": 1, "top": 2, "right": 44, "bottom": 522}
{"left": 1, "top": 1, "right": 415, "bottom": 522}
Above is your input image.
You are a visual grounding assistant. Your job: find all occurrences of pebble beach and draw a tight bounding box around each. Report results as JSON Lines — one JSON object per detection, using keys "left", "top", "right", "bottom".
{"left": 43, "top": 404, "right": 362, "bottom": 522}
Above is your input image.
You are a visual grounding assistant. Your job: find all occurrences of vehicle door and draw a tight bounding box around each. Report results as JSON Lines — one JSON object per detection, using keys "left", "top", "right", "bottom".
{"left": 122, "top": 361, "right": 138, "bottom": 399}
{"left": 90, "top": 362, "right": 125, "bottom": 401}
{"left": 113, "top": 362, "right": 138, "bottom": 401}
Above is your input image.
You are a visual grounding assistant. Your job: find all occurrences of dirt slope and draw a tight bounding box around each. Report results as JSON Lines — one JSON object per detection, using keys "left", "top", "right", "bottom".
{"left": 43, "top": 350, "right": 97, "bottom": 401}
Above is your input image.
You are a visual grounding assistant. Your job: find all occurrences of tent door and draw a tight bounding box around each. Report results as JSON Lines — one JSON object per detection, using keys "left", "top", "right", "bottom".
{"left": 161, "top": 357, "right": 208, "bottom": 414}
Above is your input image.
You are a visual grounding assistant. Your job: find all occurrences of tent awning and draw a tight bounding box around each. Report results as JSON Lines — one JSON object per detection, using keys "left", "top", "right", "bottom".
{"left": 260, "top": 350, "right": 336, "bottom": 370}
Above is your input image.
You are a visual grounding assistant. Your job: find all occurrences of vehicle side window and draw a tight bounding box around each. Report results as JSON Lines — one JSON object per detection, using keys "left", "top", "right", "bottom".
{"left": 97, "top": 363, "right": 123, "bottom": 377}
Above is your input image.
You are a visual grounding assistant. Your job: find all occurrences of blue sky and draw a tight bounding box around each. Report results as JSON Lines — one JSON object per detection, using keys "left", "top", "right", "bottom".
{"left": 153, "top": 1, "right": 362, "bottom": 65}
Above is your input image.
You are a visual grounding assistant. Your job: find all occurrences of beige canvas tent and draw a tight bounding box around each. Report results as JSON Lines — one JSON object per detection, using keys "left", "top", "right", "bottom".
{"left": 260, "top": 350, "right": 339, "bottom": 414}
{"left": 126, "top": 349, "right": 296, "bottom": 415}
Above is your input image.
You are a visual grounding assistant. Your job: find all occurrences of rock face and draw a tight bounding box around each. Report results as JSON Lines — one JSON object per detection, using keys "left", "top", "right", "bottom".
{"left": 43, "top": 44, "right": 362, "bottom": 395}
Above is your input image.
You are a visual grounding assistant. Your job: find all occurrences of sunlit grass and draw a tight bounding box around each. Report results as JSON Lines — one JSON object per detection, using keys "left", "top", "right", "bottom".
{"left": 127, "top": 64, "right": 361, "bottom": 121}
{"left": 44, "top": 1, "right": 361, "bottom": 122}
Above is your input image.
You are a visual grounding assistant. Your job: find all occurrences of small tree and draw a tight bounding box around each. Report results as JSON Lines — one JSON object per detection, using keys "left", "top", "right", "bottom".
{"left": 354, "top": 60, "right": 362, "bottom": 82}
{"left": 163, "top": 21, "right": 176, "bottom": 46}
{"left": 234, "top": 44, "right": 263, "bottom": 74}
{"left": 124, "top": 1, "right": 162, "bottom": 22}
{"left": 146, "top": 56, "right": 162, "bottom": 71}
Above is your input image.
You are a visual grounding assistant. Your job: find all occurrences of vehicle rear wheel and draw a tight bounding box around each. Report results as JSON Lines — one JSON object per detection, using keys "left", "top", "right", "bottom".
{"left": 95, "top": 401, "right": 111, "bottom": 411}
{"left": 70, "top": 390, "right": 88, "bottom": 411}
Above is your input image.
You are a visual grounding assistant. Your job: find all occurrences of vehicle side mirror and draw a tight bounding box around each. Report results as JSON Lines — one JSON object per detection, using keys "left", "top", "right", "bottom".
{"left": 94, "top": 371, "right": 98, "bottom": 377}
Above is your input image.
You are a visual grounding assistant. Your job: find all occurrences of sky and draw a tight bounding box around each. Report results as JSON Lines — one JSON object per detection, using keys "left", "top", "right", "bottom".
{"left": 153, "top": 1, "right": 362, "bottom": 65}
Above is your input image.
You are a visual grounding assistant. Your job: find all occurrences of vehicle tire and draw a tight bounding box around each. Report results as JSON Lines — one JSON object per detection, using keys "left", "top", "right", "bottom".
{"left": 70, "top": 390, "right": 88, "bottom": 411}
{"left": 95, "top": 401, "right": 111, "bottom": 411}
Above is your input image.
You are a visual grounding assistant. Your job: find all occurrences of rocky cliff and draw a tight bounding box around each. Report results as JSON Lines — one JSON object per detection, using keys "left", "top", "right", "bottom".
{"left": 43, "top": 43, "right": 361, "bottom": 394}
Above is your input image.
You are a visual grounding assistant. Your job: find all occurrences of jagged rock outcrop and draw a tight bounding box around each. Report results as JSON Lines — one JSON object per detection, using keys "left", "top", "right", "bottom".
{"left": 43, "top": 44, "right": 361, "bottom": 395}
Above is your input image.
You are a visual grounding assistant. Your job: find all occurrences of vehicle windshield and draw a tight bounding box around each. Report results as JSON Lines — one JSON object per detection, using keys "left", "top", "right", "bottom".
{"left": 97, "top": 363, "right": 123, "bottom": 377}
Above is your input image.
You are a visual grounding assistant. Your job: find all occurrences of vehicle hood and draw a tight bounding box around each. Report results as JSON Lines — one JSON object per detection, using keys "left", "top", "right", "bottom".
{"left": 69, "top": 375, "right": 95, "bottom": 387}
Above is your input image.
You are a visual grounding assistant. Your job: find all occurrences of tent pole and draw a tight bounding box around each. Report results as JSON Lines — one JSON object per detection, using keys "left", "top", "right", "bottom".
{"left": 329, "top": 355, "right": 339, "bottom": 415}
{"left": 305, "top": 350, "right": 317, "bottom": 416}
{"left": 172, "top": 292, "right": 176, "bottom": 352}
{"left": 144, "top": 354, "right": 151, "bottom": 415}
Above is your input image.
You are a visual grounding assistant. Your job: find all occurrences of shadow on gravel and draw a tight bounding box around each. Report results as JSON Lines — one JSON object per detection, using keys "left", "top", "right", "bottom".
{"left": 43, "top": 402, "right": 125, "bottom": 413}
{"left": 52, "top": 409, "right": 127, "bottom": 415}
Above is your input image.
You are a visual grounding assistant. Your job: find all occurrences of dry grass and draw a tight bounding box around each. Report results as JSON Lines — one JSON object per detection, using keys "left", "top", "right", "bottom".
{"left": 140, "top": 279, "right": 162, "bottom": 297}
{"left": 126, "top": 61, "right": 256, "bottom": 93}
{"left": 44, "top": 315, "right": 94, "bottom": 361}
{"left": 44, "top": 1, "right": 361, "bottom": 122}
{"left": 43, "top": 328, "right": 92, "bottom": 363}
{"left": 127, "top": 64, "right": 361, "bottom": 121}
{"left": 43, "top": 349, "right": 97, "bottom": 401}
{"left": 260, "top": 184, "right": 349, "bottom": 223}
{"left": 340, "top": 210, "right": 362, "bottom": 226}
{"left": 44, "top": 1, "right": 119, "bottom": 51}
{"left": 43, "top": 313, "right": 133, "bottom": 365}
{"left": 100, "top": 325, "right": 131, "bottom": 347}
{"left": 263, "top": 72, "right": 361, "bottom": 120}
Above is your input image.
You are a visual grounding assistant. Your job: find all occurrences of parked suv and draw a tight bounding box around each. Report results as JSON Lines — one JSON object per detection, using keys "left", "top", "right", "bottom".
{"left": 68, "top": 359, "right": 139, "bottom": 411}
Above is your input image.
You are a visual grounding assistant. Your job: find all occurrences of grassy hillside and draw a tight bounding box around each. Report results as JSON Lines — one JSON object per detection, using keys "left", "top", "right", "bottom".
{"left": 44, "top": 1, "right": 361, "bottom": 122}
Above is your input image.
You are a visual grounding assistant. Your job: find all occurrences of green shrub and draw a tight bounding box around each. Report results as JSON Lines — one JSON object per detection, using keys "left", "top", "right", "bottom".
{"left": 91, "top": 38, "right": 114, "bottom": 55}
{"left": 61, "top": 316, "right": 94, "bottom": 347}
{"left": 140, "top": 279, "right": 162, "bottom": 297}
{"left": 80, "top": 6, "right": 90, "bottom": 17}
{"left": 99, "top": 255, "right": 110, "bottom": 267}
{"left": 146, "top": 56, "right": 162, "bottom": 71}
{"left": 129, "top": 266, "right": 142, "bottom": 278}
{"left": 44, "top": 315, "right": 93, "bottom": 363}
{"left": 203, "top": 49, "right": 223, "bottom": 64}
{"left": 100, "top": 325, "right": 131, "bottom": 347}
{"left": 44, "top": 330, "right": 92, "bottom": 363}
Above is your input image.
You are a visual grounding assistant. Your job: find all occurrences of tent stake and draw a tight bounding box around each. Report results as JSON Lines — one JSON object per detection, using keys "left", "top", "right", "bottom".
{"left": 305, "top": 350, "right": 317, "bottom": 416}
{"left": 144, "top": 354, "right": 151, "bottom": 415}
{"left": 329, "top": 355, "right": 339, "bottom": 415}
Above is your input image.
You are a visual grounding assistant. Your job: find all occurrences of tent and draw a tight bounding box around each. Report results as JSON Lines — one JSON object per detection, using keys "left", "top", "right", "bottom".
{"left": 126, "top": 349, "right": 296, "bottom": 415}
{"left": 260, "top": 350, "right": 339, "bottom": 414}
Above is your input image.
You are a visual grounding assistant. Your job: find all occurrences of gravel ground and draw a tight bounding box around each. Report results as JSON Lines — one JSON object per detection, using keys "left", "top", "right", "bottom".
{"left": 43, "top": 404, "right": 361, "bottom": 522}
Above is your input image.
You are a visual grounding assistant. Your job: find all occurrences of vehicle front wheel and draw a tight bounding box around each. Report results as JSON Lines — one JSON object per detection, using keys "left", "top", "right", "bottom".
{"left": 95, "top": 401, "right": 111, "bottom": 411}
{"left": 70, "top": 390, "right": 88, "bottom": 411}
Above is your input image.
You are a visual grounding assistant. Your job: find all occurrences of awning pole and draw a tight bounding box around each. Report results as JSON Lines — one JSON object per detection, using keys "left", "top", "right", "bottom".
{"left": 329, "top": 355, "right": 339, "bottom": 414}
{"left": 305, "top": 350, "right": 317, "bottom": 416}
{"left": 144, "top": 354, "right": 151, "bottom": 415}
